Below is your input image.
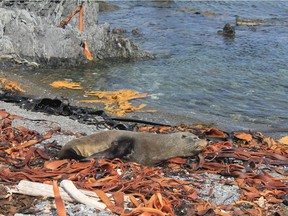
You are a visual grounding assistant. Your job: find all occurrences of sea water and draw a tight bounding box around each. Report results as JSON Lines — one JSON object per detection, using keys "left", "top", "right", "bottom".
{"left": 23, "top": 1, "right": 288, "bottom": 132}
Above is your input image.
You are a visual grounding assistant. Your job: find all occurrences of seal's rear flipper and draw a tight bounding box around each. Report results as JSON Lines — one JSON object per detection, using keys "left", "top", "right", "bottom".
{"left": 81, "top": 136, "right": 134, "bottom": 162}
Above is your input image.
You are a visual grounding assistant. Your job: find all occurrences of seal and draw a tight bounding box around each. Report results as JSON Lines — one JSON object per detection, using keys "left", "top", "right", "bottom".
{"left": 58, "top": 130, "right": 207, "bottom": 166}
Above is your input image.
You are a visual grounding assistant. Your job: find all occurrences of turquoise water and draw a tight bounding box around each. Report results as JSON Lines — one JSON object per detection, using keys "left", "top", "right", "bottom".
{"left": 29, "top": 1, "right": 288, "bottom": 131}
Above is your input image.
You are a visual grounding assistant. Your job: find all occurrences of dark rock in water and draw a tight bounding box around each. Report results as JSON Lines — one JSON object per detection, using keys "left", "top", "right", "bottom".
{"left": 218, "top": 23, "right": 235, "bottom": 37}
{"left": 129, "top": 0, "right": 177, "bottom": 8}
{"left": 0, "top": 0, "right": 153, "bottom": 67}
{"left": 98, "top": 1, "right": 121, "bottom": 12}
{"left": 112, "top": 28, "right": 127, "bottom": 35}
{"left": 223, "top": 23, "right": 235, "bottom": 37}
{"left": 132, "top": 28, "right": 142, "bottom": 36}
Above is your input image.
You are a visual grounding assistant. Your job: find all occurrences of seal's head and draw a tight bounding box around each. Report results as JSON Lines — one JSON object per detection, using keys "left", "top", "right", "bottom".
{"left": 179, "top": 132, "right": 207, "bottom": 153}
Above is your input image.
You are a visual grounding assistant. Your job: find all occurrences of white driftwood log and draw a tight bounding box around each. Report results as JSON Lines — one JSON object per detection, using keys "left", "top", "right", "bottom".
{"left": 10, "top": 180, "right": 108, "bottom": 211}
{"left": 60, "top": 179, "right": 107, "bottom": 209}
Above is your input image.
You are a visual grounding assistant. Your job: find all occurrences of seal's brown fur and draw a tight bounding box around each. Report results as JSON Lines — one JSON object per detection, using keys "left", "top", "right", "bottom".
{"left": 58, "top": 130, "right": 207, "bottom": 166}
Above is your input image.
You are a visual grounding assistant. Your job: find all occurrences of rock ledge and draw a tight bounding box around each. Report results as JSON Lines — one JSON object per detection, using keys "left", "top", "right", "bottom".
{"left": 0, "top": 0, "right": 153, "bottom": 67}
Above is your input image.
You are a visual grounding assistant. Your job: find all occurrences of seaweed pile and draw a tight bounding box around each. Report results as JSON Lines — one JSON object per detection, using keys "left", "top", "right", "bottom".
{"left": 0, "top": 106, "right": 287, "bottom": 215}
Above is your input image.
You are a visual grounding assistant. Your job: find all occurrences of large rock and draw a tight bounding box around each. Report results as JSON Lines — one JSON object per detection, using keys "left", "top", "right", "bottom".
{"left": 0, "top": 0, "right": 153, "bottom": 67}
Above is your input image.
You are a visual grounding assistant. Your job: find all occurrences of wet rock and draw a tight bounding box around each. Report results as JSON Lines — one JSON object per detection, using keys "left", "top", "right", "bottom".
{"left": 112, "top": 28, "right": 127, "bottom": 34}
{"left": 132, "top": 28, "right": 142, "bottom": 36}
{"left": 0, "top": 1, "right": 153, "bottom": 67}
{"left": 98, "top": 1, "right": 121, "bottom": 12}
{"left": 236, "top": 16, "right": 288, "bottom": 26}
{"left": 218, "top": 23, "right": 235, "bottom": 37}
{"left": 131, "top": 0, "right": 177, "bottom": 8}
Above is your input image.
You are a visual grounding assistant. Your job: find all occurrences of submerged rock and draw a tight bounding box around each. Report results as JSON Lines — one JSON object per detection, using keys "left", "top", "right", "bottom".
{"left": 132, "top": 28, "right": 142, "bottom": 36}
{"left": 0, "top": 0, "right": 153, "bottom": 67}
{"left": 112, "top": 28, "right": 127, "bottom": 35}
{"left": 236, "top": 16, "right": 288, "bottom": 26}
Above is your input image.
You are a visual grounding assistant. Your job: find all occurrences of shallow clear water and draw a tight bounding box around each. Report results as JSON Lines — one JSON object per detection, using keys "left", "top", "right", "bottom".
{"left": 27, "top": 1, "right": 288, "bottom": 131}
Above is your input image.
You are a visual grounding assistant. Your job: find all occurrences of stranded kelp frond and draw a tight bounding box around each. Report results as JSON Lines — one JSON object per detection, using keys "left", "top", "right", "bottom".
{"left": 80, "top": 89, "right": 151, "bottom": 116}
{"left": 49, "top": 80, "right": 83, "bottom": 90}
{"left": 0, "top": 78, "right": 25, "bottom": 94}
{"left": 49, "top": 82, "right": 152, "bottom": 116}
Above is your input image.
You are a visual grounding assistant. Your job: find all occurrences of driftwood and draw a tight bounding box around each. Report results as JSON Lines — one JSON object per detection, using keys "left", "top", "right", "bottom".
{"left": 60, "top": 180, "right": 107, "bottom": 209}
{"left": 10, "top": 180, "right": 128, "bottom": 211}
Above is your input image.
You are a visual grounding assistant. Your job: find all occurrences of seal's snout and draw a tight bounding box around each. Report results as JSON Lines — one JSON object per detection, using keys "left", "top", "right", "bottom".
{"left": 192, "top": 137, "right": 208, "bottom": 151}
{"left": 197, "top": 139, "right": 208, "bottom": 148}
{"left": 181, "top": 133, "right": 208, "bottom": 151}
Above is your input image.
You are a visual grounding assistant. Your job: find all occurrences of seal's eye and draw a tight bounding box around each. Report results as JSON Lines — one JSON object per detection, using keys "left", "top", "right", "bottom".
{"left": 181, "top": 134, "right": 187, "bottom": 138}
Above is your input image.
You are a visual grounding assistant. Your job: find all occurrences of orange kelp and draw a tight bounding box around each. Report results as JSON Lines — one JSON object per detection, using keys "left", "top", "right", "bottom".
{"left": 53, "top": 180, "right": 67, "bottom": 216}
{"left": 0, "top": 110, "right": 53, "bottom": 167}
{"left": 50, "top": 80, "right": 83, "bottom": 90}
{"left": 0, "top": 78, "right": 25, "bottom": 93}
{"left": 58, "top": 3, "right": 93, "bottom": 61}
{"left": 80, "top": 90, "right": 150, "bottom": 116}
{"left": 0, "top": 110, "right": 288, "bottom": 215}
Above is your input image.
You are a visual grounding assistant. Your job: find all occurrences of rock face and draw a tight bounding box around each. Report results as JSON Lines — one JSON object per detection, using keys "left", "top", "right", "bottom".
{"left": 0, "top": 0, "right": 153, "bottom": 67}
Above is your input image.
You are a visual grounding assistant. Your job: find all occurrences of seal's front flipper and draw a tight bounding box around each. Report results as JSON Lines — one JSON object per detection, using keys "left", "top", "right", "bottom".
{"left": 58, "top": 148, "right": 86, "bottom": 160}
{"left": 81, "top": 136, "right": 134, "bottom": 161}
